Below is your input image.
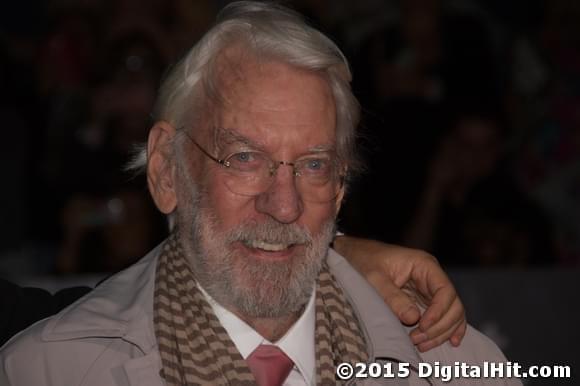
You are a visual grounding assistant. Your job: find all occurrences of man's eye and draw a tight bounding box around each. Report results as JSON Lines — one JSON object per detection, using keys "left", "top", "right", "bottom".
{"left": 302, "top": 158, "right": 331, "bottom": 173}
{"left": 233, "top": 152, "right": 254, "bottom": 163}
{"left": 306, "top": 159, "right": 323, "bottom": 170}
{"left": 227, "top": 151, "right": 265, "bottom": 171}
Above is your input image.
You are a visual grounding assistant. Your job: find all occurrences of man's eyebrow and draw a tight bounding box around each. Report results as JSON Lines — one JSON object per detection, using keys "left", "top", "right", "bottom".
{"left": 307, "top": 144, "right": 335, "bottom": 153}
{"left": 215, "top": 127, "right": 335, "bottom": 153}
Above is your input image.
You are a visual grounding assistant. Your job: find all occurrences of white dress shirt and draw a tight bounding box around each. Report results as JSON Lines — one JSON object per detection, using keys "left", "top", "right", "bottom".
{"left": 199, "top": 285, "right": 316, "bottom": 386}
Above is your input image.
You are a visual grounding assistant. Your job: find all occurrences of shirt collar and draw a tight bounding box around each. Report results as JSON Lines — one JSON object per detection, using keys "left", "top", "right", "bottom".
{"left": 199, "top": 285, "right": 316, "bottom": 385}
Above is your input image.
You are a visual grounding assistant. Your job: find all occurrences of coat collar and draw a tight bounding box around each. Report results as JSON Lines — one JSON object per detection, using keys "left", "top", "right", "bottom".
{"left": 40, "top": 242, "right": 423, "bottom": 368}
{"left": 40, "top": 244, "right": 163, "bottom": 353}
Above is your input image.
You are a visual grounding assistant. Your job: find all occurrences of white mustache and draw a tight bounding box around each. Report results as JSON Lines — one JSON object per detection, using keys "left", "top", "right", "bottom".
{"left": 224, "top": 220, "right": 313, "bottom": 246}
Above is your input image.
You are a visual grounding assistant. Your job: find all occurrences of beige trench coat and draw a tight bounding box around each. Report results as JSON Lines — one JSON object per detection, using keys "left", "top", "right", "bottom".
{"left": 0, "top": 245, "right": 521, "bottom": 386}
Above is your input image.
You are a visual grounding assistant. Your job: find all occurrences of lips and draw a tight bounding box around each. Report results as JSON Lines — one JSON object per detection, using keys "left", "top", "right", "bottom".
{"left": 236, "top": 239, "right": 305, "bottom": 262}
{"left": 243, "top": 239, "right": 293, "bottom": 252}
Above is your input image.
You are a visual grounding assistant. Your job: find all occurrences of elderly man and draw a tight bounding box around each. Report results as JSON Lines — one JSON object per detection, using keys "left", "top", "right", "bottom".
{"left": 1, "top": 2, "right": 518, "bottom": 386}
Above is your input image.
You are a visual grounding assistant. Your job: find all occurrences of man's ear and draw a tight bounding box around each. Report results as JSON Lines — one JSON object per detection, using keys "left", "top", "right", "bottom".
{"left": 147, "top": 121, "right": 178, "bottom": 214}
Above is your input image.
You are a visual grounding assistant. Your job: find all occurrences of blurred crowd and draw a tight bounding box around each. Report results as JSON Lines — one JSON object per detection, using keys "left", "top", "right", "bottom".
{"left": 0, "top": 0, "right": 578, "bottom": 275}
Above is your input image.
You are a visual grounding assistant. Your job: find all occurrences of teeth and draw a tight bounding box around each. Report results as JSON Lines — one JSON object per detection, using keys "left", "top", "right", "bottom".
{"left": 246, "top": 240, "right": 290, "bottom": 252}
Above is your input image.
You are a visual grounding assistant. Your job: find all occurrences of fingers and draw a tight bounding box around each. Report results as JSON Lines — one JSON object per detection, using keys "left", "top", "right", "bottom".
{"left": 410, "top": 295, "right": 466, "bottom": 352}
{"left": 339, "top": 238, "right": 468, "bottom": 351}
{"left": 450, "top": 319, "right": 467, "bottom": 347}
{"left": 368, "top": 272, "right": 421, "bottom": 326}
{"left": 399, "top": 250, "right": 467, "bottom": 350}
{"left": 416, "top": 317, "right": 464, "bottom": 352}
{"left": 417, "top": 284, "right": 456, "bottom": 332}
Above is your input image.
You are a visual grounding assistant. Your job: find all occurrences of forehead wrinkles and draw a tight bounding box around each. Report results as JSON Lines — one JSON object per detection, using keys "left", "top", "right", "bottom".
{"left": 213, "top": 127, "right": 265, "bottom": 152}
{"left": 204, "top": 45, "right": 262, "bottom": 150}
{"left": 206, "top": 44, "right": 337, "bottom": 152}
{"left": 211, "top": 43, "right": 258, "bottom": 102}
{"left": 212, "top": 43, "right": 334, "bottom": 110}
{"left": 197, "top": 44, "right": 251, "bottom": 137}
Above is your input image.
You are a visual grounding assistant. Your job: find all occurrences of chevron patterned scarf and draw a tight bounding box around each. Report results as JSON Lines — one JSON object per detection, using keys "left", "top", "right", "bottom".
{"left": 154, "top": 233, "right": 368, "bottom": 385}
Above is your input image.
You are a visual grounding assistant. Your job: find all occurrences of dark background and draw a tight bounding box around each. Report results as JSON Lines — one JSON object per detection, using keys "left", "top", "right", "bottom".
{"left": 0, "top": 0, "right": 578, "bottom": 384}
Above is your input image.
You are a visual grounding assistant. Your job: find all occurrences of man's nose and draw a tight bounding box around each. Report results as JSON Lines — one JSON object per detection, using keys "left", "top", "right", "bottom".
{"left": 255, "top": 165, "right": 303, "bottom": 224}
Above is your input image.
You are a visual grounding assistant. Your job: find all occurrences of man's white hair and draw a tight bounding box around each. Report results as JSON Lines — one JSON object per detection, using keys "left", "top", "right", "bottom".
{"left": 127, "top": 0, "right": 361, "bottom": 176}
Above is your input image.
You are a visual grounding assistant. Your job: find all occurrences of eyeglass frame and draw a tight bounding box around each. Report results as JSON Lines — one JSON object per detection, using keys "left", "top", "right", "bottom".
{"left": 182, "top": 129, "right": 346, "bottom": 200}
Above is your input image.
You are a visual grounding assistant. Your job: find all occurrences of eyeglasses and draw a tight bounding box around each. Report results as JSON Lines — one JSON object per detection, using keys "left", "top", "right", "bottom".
{"left": 184, "top": 131, "right": 345, "bottom": 203}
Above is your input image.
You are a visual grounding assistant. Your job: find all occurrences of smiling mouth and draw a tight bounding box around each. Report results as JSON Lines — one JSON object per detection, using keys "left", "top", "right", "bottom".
{"left": 242, "top": 239, "right": 294, "bottom": 252}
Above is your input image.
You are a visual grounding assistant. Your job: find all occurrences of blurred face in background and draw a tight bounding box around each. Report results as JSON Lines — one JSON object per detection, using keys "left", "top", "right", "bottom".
{"left": 451, "top": 117, "right": 502, "bottom": 183}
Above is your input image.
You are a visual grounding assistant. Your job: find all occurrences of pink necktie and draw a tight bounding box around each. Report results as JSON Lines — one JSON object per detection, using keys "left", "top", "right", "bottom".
{"left": 246, "top": 344, "right": 294, "bottom": 386}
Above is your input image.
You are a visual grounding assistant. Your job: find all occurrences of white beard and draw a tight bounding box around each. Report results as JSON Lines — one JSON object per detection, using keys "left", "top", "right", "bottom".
{"left": 175, "top": 173, "right": 335, "bottom": 318}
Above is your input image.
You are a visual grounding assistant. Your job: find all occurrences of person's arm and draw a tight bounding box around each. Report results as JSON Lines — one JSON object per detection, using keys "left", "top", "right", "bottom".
{"left": 333, "top": 235, "right": 466, "bottom": 352}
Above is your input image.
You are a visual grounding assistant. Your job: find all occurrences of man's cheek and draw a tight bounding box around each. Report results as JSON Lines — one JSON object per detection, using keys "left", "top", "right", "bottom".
{"left": 301, "top": 204, "right": 335, "bottom": 234}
